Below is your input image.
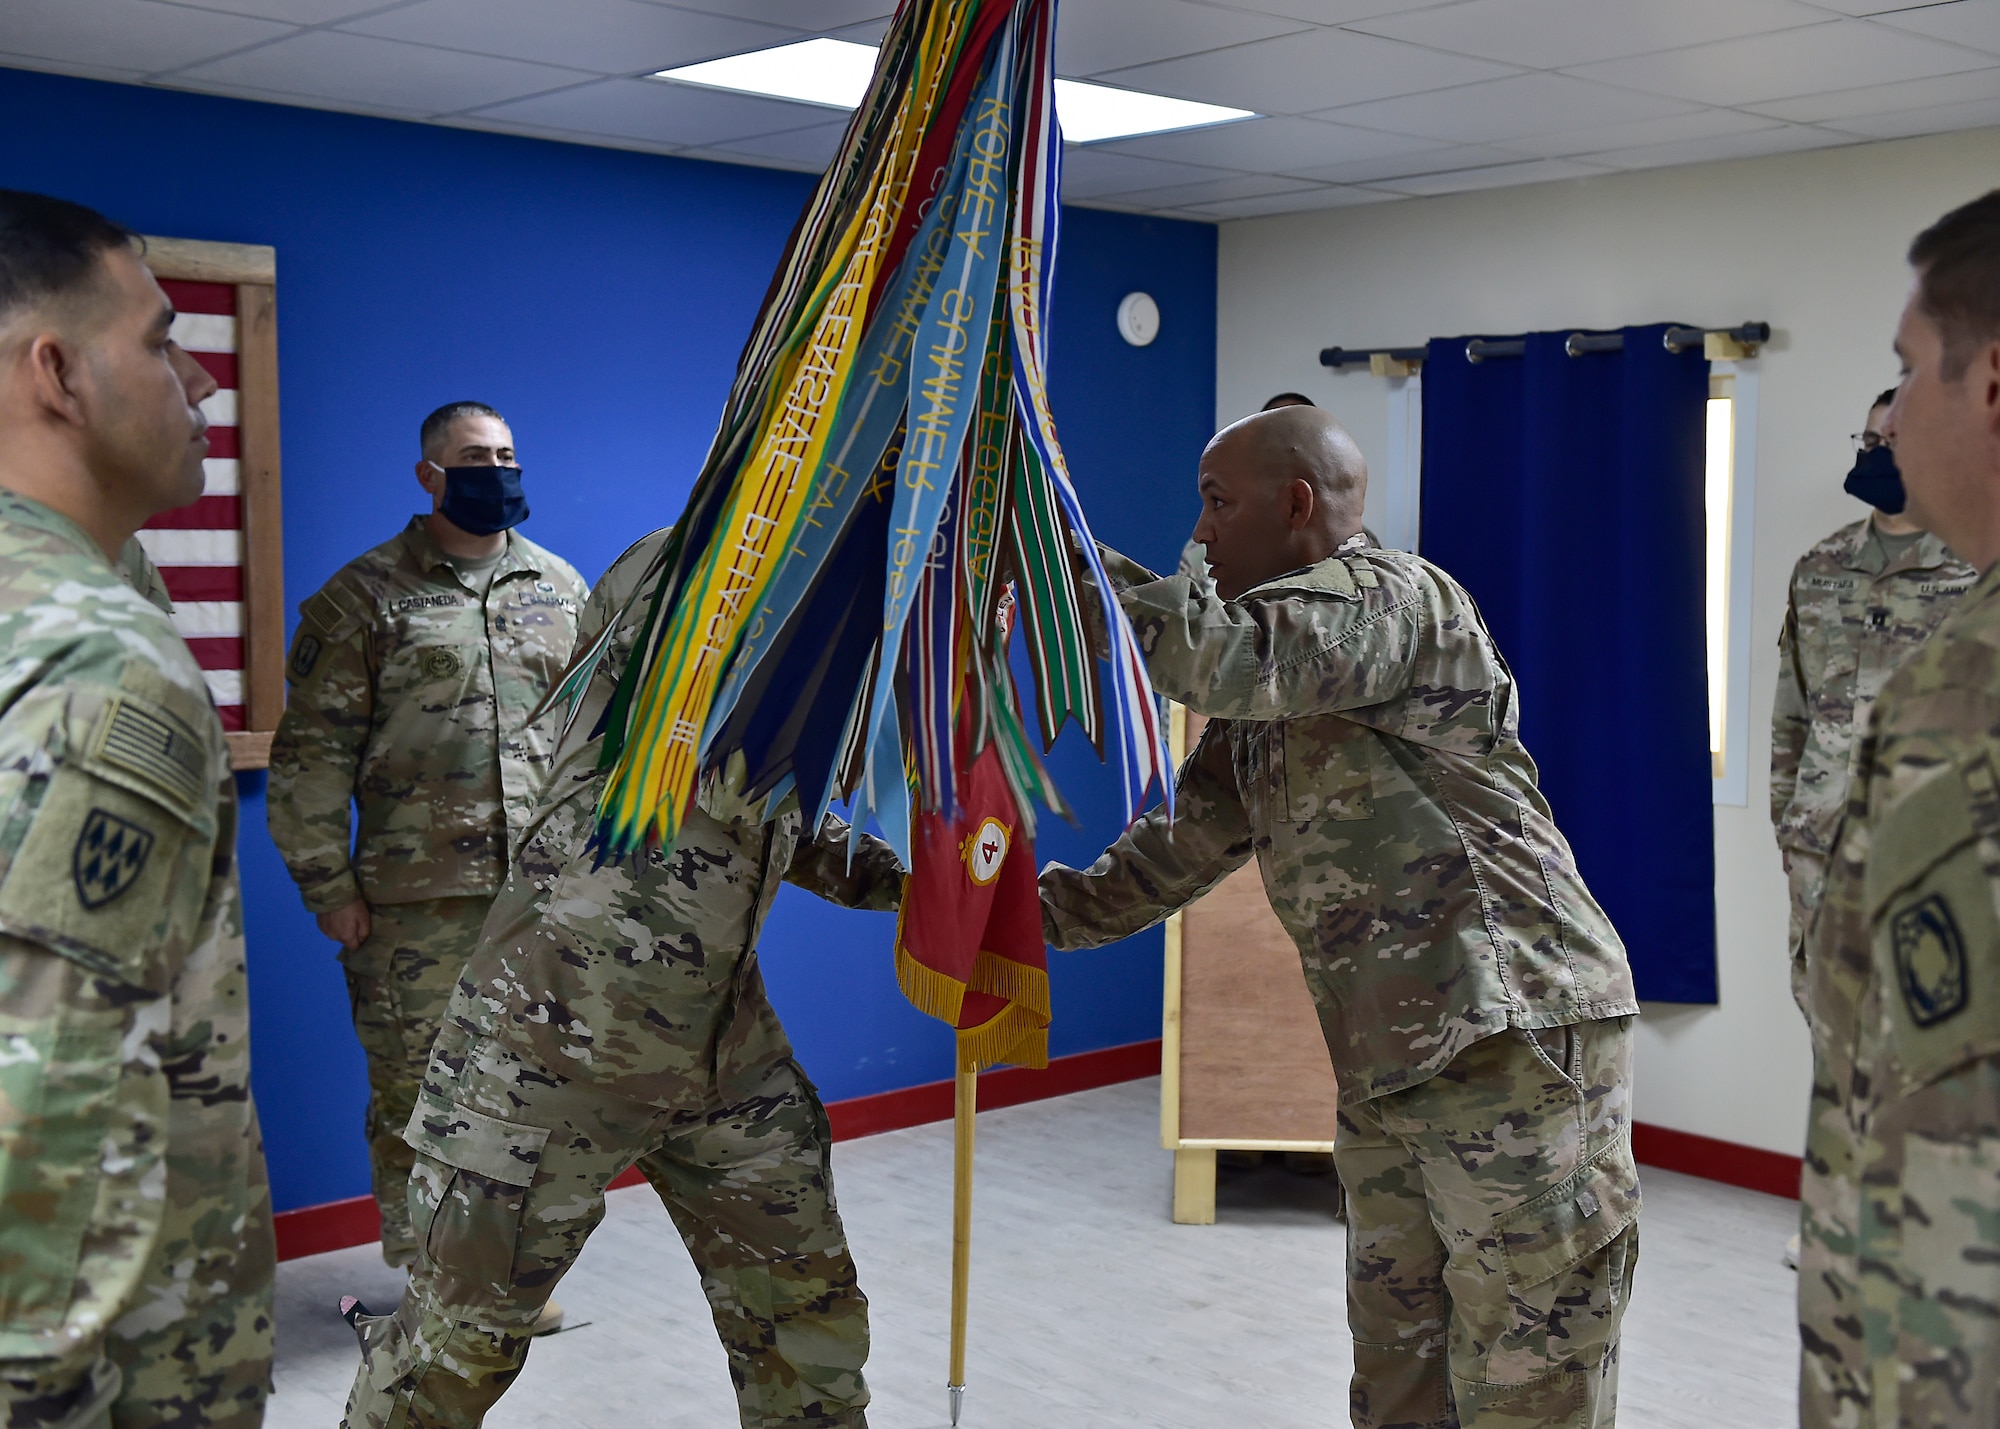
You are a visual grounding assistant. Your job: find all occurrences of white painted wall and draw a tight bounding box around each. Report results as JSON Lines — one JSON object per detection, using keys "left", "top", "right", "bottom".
{"left": 1213, "top": 127, "right": 2000, "bottom": 1155}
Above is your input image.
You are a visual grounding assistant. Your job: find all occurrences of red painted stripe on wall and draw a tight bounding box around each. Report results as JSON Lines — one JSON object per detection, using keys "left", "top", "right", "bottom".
{"left": 276, "top": 1040, "right": 1164, "bottom": 1260}
{"left": 272, "top": 1044, "right": 1801, "bottom": 1262}
{"left": 1632, "top": 1121, "right": 1802, "bottom": 1200}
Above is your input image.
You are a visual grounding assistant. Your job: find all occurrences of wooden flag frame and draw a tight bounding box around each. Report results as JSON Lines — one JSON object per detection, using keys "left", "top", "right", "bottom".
{"left": 1159, "top": 702, "right": 1340, "bottom": 1224}
{"left": 141, "top": 236, "right": 284, "bottom": 771}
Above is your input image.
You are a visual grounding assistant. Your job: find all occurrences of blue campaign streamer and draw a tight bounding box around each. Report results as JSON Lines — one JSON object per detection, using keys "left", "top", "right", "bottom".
{"left": 699, "top": 177, "right": 966, "bottom": 756}
{"left": 855, "top": 12, "right": 1019, "bottom": 856}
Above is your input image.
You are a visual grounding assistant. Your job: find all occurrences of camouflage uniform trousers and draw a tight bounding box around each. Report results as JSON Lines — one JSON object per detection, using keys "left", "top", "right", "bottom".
{"left": 341, "top": 896, "right": 490, "bottom": 1269}
{"left": 1336, "top": 1017, "right": 1640, "bottom": 1429}
{"left": 1798, "top": 1046, "right": 1870, "bottom": 1429}
{"left": 343, "top": 1022, "right": 869, "bottom": 1429}
{"left": 1788, "top": 850, "right": 1829, "bottom": 1022}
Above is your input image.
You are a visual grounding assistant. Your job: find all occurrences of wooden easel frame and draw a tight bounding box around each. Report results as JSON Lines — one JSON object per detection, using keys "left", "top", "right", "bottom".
{"left": 1159, "top": 702, "right": 1337, "bottom": 1224}
{"left": 142, "top": 236, "right": 283, "bottom": 771}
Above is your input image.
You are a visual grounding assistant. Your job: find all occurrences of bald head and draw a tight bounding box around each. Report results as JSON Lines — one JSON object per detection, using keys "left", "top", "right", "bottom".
{"left": 1191, "top": 406, "right": 1368, "bottom": 598}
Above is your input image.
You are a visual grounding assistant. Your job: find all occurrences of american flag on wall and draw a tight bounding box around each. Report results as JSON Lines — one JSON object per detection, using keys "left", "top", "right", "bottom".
{"left": 141, "top": 279, "right": 248, "bottom": 731}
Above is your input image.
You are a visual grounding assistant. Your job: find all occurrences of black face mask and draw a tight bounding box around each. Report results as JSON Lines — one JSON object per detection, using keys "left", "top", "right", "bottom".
{"left": 436, "top": 464, "right": 530, "bottom": 534}
{"left": 1843, "top": 444, "right": 1905, "bottom": 515}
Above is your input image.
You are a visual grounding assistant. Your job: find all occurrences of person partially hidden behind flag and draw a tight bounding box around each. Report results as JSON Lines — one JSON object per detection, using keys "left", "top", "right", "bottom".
{"left": 339, "top": 528, "right": 906, "bottom": 1429}
{"left": 1041, "top": 403, "right": 1641, "bottom": 1428}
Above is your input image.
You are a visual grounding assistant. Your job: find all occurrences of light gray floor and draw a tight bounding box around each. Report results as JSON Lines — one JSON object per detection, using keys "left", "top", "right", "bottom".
{"left": 271, "top": 1078, "right": 1798, "bottom": 1428}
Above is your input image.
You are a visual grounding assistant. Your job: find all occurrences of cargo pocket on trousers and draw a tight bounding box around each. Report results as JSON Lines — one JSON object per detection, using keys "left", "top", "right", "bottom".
{"left": 1486, "top": 1131, "right": 1642, "bottom": 1385}
{"left": 402, "top": 1089, "right": 550, "bottom": 1308}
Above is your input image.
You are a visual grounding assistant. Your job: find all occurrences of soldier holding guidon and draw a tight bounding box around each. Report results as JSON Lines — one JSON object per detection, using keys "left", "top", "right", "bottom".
{"left": 266, "top": 402, "right": 587, "bottom": 1288}
{"left": 0, "top": 190, "right": 274, "bottom": 1428}
{"left": 1799, "top": 188, "right": 2000, "bottom": 1428}
{"left": 340, "top": 529, "right": 908, "bottom": 1429}
{"left": 1042, "top": 404, "right": 1640, "bottom": 1428}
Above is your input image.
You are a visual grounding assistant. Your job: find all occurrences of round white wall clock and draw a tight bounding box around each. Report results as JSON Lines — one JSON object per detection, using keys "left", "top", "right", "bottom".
{"left": 1117, "top": 291, "right": 1160, "bottom": 347}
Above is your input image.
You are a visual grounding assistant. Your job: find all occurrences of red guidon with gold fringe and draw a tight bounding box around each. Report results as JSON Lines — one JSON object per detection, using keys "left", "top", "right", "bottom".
{"left": 894, "top": 738, "right": 1049, "bottom": 1073}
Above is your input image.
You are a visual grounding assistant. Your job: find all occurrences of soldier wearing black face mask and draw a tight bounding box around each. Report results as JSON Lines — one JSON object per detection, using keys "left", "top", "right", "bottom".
{"left": 265, "top": 401, "right": 587, "bottom": 1313}
{"left": 1772, "top": 389, "right": 1976, "bottom": 1029}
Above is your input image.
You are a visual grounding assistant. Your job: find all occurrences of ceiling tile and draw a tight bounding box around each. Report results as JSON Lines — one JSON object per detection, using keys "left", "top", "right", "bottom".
{"left": 1097, "top": 115, "right": 1440, "bottom": 173}
{"left": 1054, "top": 0, "right": 1305, "bottom": 77}
{"left": 1581, "top": 122, "right": 1858, "bottom": 170}
{"left": 1209, "top": 0, "right": 1478, "bottom": 22}
{"left": 174, "top": 28, "right": 591, "bottom": 110}
{"left": 0, "top": 0, "right": 294, "bottom": 75}
{"left": 173, "top": 0, "right": 400, "bottom": 19}
{"left": 1314, "top": 72, "right": 1698, "bottom": 144}
{"left": 1285, "top": 141, "right": 1530, "bottom": 183}
{"left": 340, "top": 0, "right": 793, "bottom": 75}
{"left": 1567, "top": 19, "right": 1993, "bottom": 106}
{"left": 1101, "top": 172, "right": 1327, "bottom": 207}
{"left": 1748, "top": 66, "right": 2000, "bottom": 121}
{"left": 442, "top": 112, "right": 684, "bottom": 154}
{"left": 1504, "top": 107, "right": 1786, "bottom": 159}
{"left": 1099, "top": 27, "right": 1519, "bottom": 115}
{"left": 473, "top": 76, "right": 846, "bottom": 146}
{"left": 1822, "top": 92, "right": 2000, "bottom": 137}
{"left": 1346, "top": 0, "right": 1829, "bottom": 69}
{"left": 686, "top": 118, "right": 849, "bottom": 169}
{"left": 148, "top": 72, "right": 437, "bottom": 119}
{"left": 1801, "top": 0, "right": 1972, "bottom": 13}
{"left": 1184, "top": 184, "right": 1404, "bottom": 219}
{"left": 1057, "top": 147, "right": 1234, "bottom": 198}
{"left": 1370, "top": 156, "right": 1607, "bottom": 194}
{"left": 1871, "top": 2, "right": 2000, "bottom": 55}
{"left": 652, "top": 0, "right": 892, "bottom": 28}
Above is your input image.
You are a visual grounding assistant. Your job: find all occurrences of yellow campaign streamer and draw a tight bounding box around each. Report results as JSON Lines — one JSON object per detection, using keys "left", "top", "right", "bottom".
{"left": 601, "top": 1, "right": 977, "bottom": 852}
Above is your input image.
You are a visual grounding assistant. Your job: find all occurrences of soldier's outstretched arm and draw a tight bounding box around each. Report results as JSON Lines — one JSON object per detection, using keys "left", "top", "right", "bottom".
{"left": 1771, "top": 597, "right": 1810, "bottom": 830}
{"left": 266, "top": 594, "right": 373, "bottom": 913}
{"left": 1096, "top": 541, "right": 1419, "bottom": 723}
{"left": 786, "top": 813, "right": 907, "bottom": 911}
{"left": 1040, "top": 721, "right": 1253, "bottom": 950}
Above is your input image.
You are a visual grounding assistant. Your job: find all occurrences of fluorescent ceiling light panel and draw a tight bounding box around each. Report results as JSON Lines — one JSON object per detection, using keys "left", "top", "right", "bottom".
{"left": 653, "top": 38, "right": 1254, "bottom": 142}
{"left": 659, "top": 37, "right": 878, "bottom": 110}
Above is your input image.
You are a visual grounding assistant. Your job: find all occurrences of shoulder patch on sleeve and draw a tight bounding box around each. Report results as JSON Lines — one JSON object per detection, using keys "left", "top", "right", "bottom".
{"left": 301, "top": 586, "right": 363, "bottom": 641}
{"left": 84, "top": 694, "right": 211, "bottom": 827}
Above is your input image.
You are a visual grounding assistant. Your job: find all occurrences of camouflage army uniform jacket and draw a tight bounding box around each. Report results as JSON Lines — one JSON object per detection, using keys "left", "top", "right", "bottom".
{"left": 1805, "top": 555, "right": 2000, "bottom": 1424}
{"left": 1042, "top": 535, "right": 1637, "bottom": 1103}
{"left": 443, "top": 530, "right": 906, "bottom": 1108}
{"left": 1772, "top": 517, "right": 1974, "bottom": 878}
{"left": 0, "top": 491, "right": 271, "bottom": 1379}
{"left": 267, "top": 517, "right": 588, "bottom": 915}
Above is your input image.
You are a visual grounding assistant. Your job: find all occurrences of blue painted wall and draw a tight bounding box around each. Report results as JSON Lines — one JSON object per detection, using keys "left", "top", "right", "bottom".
{"left": 0, "top": 66, "right": 1217, "bottom": 1212}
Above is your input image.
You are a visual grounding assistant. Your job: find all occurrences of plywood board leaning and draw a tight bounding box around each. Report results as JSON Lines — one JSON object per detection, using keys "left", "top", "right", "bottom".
{"left": 1161, "top": 706, "right": 1340, "bottom": 1223}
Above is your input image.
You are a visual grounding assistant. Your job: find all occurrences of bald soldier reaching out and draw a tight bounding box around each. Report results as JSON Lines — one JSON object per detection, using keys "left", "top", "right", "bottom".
{"left": 1041, "top": 406, "right": 1641, "bottom": 1428}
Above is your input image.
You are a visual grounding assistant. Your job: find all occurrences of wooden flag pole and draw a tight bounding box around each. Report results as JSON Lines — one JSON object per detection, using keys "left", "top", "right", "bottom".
{"left": 948, "top": 1058, "right": 977, "bottom": 1426}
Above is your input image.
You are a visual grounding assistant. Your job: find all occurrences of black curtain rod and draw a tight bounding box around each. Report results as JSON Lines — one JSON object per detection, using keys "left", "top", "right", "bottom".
{"left": 1319, "top": 322, "right": 1770, "bottom": 369}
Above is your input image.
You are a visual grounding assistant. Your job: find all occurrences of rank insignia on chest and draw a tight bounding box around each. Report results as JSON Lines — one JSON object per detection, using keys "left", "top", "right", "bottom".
{"left": 73, "top": 808, "right": 154, "bottom": 909}
{"left": 423, "top": 648, "right": 464, "bottom": 680}
{"left": 1892, "top": 893, "right": 1969, "bottom": 1027}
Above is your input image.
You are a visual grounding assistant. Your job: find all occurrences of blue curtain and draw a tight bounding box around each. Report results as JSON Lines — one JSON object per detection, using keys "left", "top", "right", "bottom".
{"left": 1419, "top": 325, "right": 1716, "bottom": 1004}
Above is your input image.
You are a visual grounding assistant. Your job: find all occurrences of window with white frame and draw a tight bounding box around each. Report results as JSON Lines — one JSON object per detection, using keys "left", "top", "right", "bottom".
{"left": 1708, "top": 362, "right": 1758, "bottom": 806}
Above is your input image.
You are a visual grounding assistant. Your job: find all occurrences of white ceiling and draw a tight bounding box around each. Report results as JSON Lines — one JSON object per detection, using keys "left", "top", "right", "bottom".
{"left": 5, "top": 0, "right": 1999, "bottom": 221}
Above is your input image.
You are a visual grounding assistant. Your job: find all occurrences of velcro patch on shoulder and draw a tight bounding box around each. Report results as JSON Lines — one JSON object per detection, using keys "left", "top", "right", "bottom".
{"left": 86, "top": 695, "right": 210, "bottom": 825}
{"left": 301, "top": 588, "right": 362, "bottom": 641}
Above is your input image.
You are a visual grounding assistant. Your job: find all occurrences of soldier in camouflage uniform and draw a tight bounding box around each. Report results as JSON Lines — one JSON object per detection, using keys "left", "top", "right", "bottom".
{"left": 1776, "top": 391, "right": 1975, "bottom": 1416}
{"left": 266, "top": 402, "right": 587, "bottom": 1273}
{"left": 1043, "top": 405, "right": 1639, "bottom": 1428}
{"left": 1799, "top": 190, "right": 2000, "bottom": 1428}
{"left": 342, "top": 528, "right": 905, "bottom": 1429}
{"left": 0, "top": 191, "right": 272, "bottom": 1427}
{"left": 1772, "top": 389, "right": 1975, "bottom": 1020}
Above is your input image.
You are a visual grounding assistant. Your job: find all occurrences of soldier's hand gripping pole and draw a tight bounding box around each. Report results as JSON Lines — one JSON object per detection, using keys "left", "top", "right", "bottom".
{"left": 949, "top": 1057, "right": 977, "bottom": 1425}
